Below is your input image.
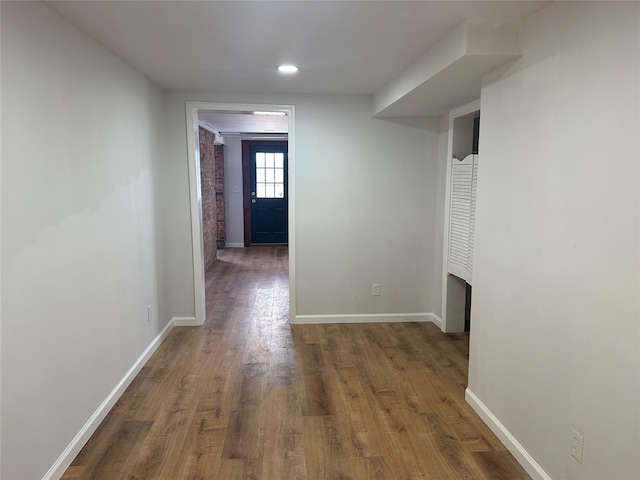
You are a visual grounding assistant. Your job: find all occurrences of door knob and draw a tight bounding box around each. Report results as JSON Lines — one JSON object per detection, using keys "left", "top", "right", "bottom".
{"left": 251, "top": 191, "right": 256, "bottom": 196}
{"left": 252, "top": 199, "right": 256, "bottom": 203}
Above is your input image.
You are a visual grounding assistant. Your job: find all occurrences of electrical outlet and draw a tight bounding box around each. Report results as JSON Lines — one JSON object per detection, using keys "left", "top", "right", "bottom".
{"left": 147, "top": 304, "right": 152, "bottom": 322}
{"left": 232, "top": 186, "right": 240, "bottom": 193}
{"left": 571, "top": 429, "right": 584, "bottom": 463}
{"left": 372, "top": 284, "right": 381, "bottom": 296}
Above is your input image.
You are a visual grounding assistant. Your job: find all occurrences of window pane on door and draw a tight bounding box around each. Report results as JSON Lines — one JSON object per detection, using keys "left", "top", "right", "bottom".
{"left": 255, "top": 150, "right": 285, "bottom": 199}
{"left": 265, "top": 153, "right": 274, "bottom": 168}
{"left": 265, "top": 184, "right": 275, "bottom": 198}
{"left": 266, "top": 168, "right": 275, "bottom": 182}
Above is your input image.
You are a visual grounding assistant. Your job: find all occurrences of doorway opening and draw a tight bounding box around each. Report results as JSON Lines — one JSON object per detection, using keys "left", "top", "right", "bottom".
{"left": 185, "top": 102, "right": 296, "bottom": 326}
{"left": 441, "top": 100, "right": 480, "bottom": 334}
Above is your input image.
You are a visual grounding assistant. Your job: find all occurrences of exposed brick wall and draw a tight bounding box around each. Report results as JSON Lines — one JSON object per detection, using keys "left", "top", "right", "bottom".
{"left": 199, "top": 127, "right": 217, "bottom": 271}
{"left": 214, "top": 144, "right": 225, "bottom": 248}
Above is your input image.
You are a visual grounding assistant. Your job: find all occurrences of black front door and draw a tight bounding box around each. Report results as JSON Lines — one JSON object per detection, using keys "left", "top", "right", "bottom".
{"left": 249, "top": 143, "right": 288, "bottom": 244}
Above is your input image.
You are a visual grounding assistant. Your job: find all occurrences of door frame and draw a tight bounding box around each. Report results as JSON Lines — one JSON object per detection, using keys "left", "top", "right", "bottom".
{"left": 185, "top": 102, "right": 296, "bottom": 326}
{"left": 242, "top": 140, "right": 289, "bottom": 246}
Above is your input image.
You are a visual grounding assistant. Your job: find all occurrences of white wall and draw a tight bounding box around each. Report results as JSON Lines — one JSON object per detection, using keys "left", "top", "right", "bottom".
{"left": 162, "top": 92, "right": 440, "bottom": 321}
{"left": 469, "top": 3, "right": 639, "bottom": 479}
{"left": 0, "top": 2, "right": 166, "bottom": 478}
{"left": 223, "top": 137, "right": 244, "bottom": 246}
{"left": 293, "top": 96, "right": 438, "bottom": 317}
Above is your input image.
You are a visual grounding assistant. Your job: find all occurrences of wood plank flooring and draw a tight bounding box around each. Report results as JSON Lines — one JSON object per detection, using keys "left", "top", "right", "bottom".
{"left": 63, "top": 247, "right": 530, "bottom": 480}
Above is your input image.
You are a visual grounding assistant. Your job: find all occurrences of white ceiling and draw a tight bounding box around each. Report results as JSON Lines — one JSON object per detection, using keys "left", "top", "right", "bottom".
{"left": 199, "top": 111, "right": 289, "bottom": 134}
{"left": 46, "top": 1, "right": 547, "bottom": 96}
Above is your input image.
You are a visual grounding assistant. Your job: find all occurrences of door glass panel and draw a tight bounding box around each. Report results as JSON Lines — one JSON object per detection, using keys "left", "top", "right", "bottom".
{"left": 255, "top": 150, "right": 285, "bottom": 198}
{"left": 265, "top": 153, "right": 274, "bottom": 168}
{"left": 265, "top": 184, "right": 275, "bottom": 197}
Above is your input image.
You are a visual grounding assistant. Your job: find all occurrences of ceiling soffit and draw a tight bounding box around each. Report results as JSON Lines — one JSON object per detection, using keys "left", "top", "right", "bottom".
{"left": 373, "top": 20, "right": 522, "bottom": 118}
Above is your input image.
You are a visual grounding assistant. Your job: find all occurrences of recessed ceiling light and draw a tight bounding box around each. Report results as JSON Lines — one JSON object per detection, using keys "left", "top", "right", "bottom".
{"left": 278, "top": 65, "right": 298, "bottom": 74}
{"left": 253, "top": 111, "right": 287, "bottom": 116}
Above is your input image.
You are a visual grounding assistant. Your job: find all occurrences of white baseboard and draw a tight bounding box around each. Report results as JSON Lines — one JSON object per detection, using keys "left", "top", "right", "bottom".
{"left": 430, "top": 313, "right": 443, "bottom": 329}
{"left": 172, "top": 316, "right": 199, "bottom": 326}
{"left": 292, "top": 312, "right": 439, "bottom": 324}
{"left": 225, "top": 243, "right": 244, "bottom": 248}
{"left": 465, "top": 388, "right": 552, "bottom": 480}
{"left": 43, "top": 319, "right": 176, "bottom": 480}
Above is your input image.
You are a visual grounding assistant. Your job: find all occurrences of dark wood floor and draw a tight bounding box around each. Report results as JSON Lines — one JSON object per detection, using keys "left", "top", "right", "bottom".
{"left": 63, "top": 247, "right": 530, "bottom": 480}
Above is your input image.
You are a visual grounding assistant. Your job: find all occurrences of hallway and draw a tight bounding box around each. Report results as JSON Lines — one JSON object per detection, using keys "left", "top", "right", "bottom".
{"left": 63, "top": 247, "right": 529, "bottom": 479}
